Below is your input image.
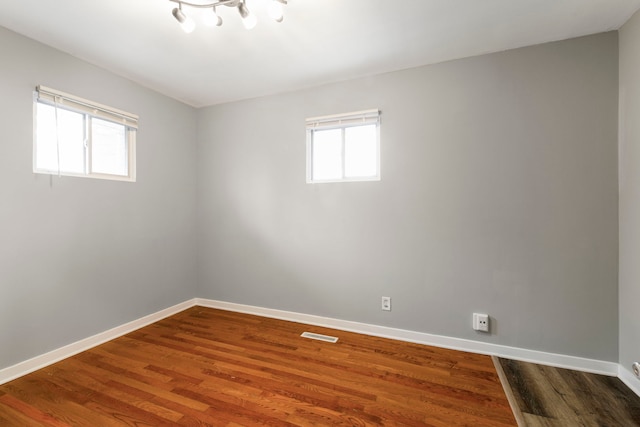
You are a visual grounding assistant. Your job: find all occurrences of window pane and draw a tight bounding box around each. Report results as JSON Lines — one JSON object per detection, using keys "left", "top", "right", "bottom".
{"left": 36, "top": 103, "right": 85, "bottom": 174}
{"left": 91, "top": 118, "right": 128, "bottom": 176}
{"left": 312, "top": 129, "right": 342, "bottom": 180}
{"left": 344, "top": 124, "right": 377, "bottom": 178}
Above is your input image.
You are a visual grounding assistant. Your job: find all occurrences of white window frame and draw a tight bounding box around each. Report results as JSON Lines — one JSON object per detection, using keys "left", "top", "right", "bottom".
{"left": 33, "top": 85, "right": 138, "bottom": 182}
{"left": 306, "top": 109, "right": 381, "bottom": 183}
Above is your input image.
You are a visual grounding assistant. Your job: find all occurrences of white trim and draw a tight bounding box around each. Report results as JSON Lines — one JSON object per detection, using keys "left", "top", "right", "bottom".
{"left": 195, "top": 298, "right": 619, "bottom": 377}
{"left": 2, "top": 297, "right": 635, "bottom": 398}
{"left": 619, "top": 364, "right": 640, "bottom": 397}
{"left": 0, "top": 299, "right": 196, "bottom": 385}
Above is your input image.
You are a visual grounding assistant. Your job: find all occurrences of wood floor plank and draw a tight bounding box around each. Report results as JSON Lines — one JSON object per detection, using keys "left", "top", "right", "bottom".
{"left": 521, "top": 413, "right": 560, "bottom": 427}
{"left": 498, "top": 357, "right": 640, "bottom": 426}
{"left": 2, "top": 379, "right": 121, "bottom": 427}
{"left": 58, "top": 364, "right": 185, "bottom": 423}
{"left": 0, "top": 307, "right": 517, "bottom": 426}
{"left": 0, "top": 393, "right": 65, "bottom": 427}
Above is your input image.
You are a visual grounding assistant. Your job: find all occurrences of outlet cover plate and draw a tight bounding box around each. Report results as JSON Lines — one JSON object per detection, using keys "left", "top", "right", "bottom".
{"left": 473, "top": 313, "right": 489, "bottom": 332}
{"left": 381, "top": 296, "right": 391, "bottom": 311}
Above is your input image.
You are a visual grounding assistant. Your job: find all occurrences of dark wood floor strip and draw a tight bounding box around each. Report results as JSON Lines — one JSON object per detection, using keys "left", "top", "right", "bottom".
{"left": 498, "top": 357, "right": 640, "bottom": 427}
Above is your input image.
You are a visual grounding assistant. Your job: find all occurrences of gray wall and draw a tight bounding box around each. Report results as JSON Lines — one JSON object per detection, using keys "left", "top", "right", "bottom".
{"left": 0, "top": 24, "right": 622, "bottom": 370}
{"left": 619, "top": 12, "right": 640, "bottom": 382}
{"left": 0, "top": 27, "right": 198, "bottom": 369}
{"left": 197, "top": 32, "right": 619, "bottom": 361}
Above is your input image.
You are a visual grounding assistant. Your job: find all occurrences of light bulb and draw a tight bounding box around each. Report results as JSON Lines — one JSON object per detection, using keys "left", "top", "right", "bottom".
{"left": 203, "top": 8, "right": 223, "bottom": 27}
{"left": 268, "top": 1, "right": 284, "bottom": 22}
{"left": 238, "top": 2, "right": 257, "bottom": 30}
{"left": 242, "top": 13, "right": 257, "bottom": 29}
{"left": 172, "top": 7, "right": 195, "bottom": 33}
{"left": 181, "top": 16, "right": 196, "bottom": 33}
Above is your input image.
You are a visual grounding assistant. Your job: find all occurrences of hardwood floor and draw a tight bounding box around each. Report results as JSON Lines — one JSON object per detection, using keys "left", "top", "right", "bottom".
{"left": 497, "top": 358, "right": 640, "bottom": 427}
{"left": 0, "top": 306, "right": 516, "bottom": 426}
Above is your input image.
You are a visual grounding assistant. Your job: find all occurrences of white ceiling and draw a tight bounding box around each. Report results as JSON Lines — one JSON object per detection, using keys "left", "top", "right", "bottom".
{"left": 1, "top": 0, "right": 639, "bottom": 107}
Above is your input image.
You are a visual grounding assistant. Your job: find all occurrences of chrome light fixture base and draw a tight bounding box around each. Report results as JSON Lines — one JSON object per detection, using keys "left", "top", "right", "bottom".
{"left": 169, "top": 0, "right": 288, "bottom": 32}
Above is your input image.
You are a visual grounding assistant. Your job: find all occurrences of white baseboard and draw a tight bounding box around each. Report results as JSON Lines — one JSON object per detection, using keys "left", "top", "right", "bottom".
{"left": 0, "top": 299, "right": 197, "bottom": 385}
{"left": 1, "top": 297, "right": 629, "bottom": 396}
{"left": 196, "top": 298, "right": 620, "bottom": 377}
{"left": 619, "top": 365, "right": 640, "bottom": 397}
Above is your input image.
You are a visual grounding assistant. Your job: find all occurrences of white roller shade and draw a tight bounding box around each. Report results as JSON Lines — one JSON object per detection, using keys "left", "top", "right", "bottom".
{"left": 36, "top": 85, "right": 138, "bottom": 129}
{"left": 306, "top": 109, "right": 379, "bottom": 131}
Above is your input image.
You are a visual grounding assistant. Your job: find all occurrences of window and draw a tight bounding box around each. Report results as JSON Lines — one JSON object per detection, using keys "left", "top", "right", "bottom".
{"left": 34, "top": 86, "right": 137, "bottom": 181}
{"left": 306, "top": 109, "right": 380, "bottom": 183}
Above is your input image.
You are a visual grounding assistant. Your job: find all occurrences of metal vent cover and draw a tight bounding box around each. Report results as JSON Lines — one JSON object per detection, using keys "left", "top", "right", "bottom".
{"left": 300, "top": 332, "right": 338, "bottom": 343}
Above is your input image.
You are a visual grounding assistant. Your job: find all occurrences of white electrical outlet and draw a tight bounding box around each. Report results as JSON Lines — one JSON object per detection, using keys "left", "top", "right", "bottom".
{"left": 473, "top": 313, "right": 489, "bottom": 332}
{"left": 633, "top": 362, "right": 640, "bottom": 379}
{"left": 381, "top": 296, "right": 391, "bottom": 311}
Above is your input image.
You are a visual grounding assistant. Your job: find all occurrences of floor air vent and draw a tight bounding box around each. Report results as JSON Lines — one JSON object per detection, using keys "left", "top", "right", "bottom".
{"left": 300, "top": 332, "right": 338, "bottom": 343}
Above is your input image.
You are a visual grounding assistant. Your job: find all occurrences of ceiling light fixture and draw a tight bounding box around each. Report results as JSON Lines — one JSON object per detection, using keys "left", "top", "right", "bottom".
{"left": 268, "top": 0, "right": 284, "bottom": 22}
{"left": 237, "top": 1, "right": 257, "bottom": 30}
{"left": 169, "top": 0, "right": 287, "bottom": 32}
{"left": 202, "top": 7, "right": 223, "bottom": 27}
{"left": 172, "top": 3, "right": 196, "bottom": 33}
